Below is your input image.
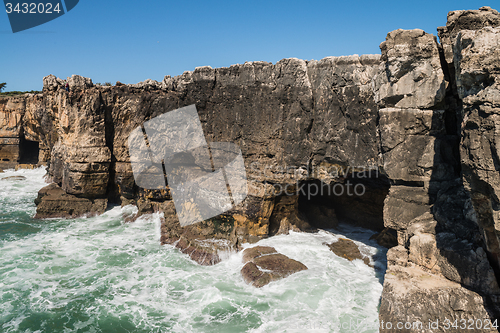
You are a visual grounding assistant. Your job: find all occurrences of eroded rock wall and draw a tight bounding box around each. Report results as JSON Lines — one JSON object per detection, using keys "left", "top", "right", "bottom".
{"left": 31, "top": 56, "right": 383, "bottom": 238}
{"left": 378, "top": 7, "right": 500, "bottom": 330}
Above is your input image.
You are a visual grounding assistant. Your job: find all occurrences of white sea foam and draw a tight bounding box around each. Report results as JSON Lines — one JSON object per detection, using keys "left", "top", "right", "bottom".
{"left": 0, "top": 168, "right": 386, "bottom": 333}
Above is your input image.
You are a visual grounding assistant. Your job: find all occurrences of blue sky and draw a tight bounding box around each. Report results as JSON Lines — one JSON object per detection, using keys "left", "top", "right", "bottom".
{"left": 1, "top": 0, "right": 496, "bottom": 91}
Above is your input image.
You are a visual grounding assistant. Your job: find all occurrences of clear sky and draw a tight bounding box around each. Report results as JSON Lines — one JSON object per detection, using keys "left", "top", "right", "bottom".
{"left": 1, "top": 0, "right": 496, "bottom": 92}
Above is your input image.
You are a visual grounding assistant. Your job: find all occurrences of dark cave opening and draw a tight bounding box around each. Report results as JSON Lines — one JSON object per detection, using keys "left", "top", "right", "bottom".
{"left": 19, "top": 135, "right": 39, "bottom": 165}
{"left": 298, "top": 171, "right": 392, "bottom": 233}
{"left": 294, "top": 170, "right": 395, "bottom": 284}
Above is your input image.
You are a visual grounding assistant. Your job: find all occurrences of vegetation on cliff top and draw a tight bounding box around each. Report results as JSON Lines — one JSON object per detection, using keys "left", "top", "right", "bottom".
{"left": 0, "top": 82, "right": 41, "bottom": 96}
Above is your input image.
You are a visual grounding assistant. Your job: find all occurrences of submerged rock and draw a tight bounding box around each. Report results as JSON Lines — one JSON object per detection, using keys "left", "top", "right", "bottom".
{"left": 326, "top": 238, "right": 371, "bottom": 267}
{"left": 370, "top": 227, "right": 398, "bottom": 248}
{"left": 1, "top": 175, "right": 26, "bottom": 181}
{"left": 241, "top": 246, "right": 307, "bottom": 287}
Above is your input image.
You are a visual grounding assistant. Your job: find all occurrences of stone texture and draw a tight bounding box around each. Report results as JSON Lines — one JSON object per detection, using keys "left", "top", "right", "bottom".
{"left": 454, "top": 27, "right": 500, "bottom": 103}
{"left": 240, "top": 246, "right": 307, "bottom": 287}
{"left": 67, "top": 75, "right": 93, "bottom": 90}
{"left": 378, "top": 108, "right": 445, "bottom": 151}
{"left": 405, "top": 211, "right": 499, "bottom": 295}
{"left": 15, "top": 164, "right": 38, "bottom": 170}
{"left": 453, "top": 24, "right": 500, "bottom": 278}
{"left": 383, "top": 186, "right": 431, "bottom": 232}
{"left": 380, "top": 263, "right": 499, "bottom": 333}
{"left": 34, "top": 183, "right": 108, "bottom": 218}
{"left": 376, "top": 10, "right": 500, "bottom": 324}
{"left": 326, "top": 238, "right": 371, "bottom": 266}
{"left": 154, "top": 199, "right": 238, "bottom": 266}
{"left": 42, "top": 74, "right": 65, "bottom": 91}
{"left": 128, "top": 78, "right": 163, "bottom": 90}
{"left": 438, "top": 6, "right": 500, "bottom": 65}
{"left": 0, "top": 96, "right": 25, "bottom": 168}
{"left": 373, "top": 29, "right": 446, "bottom": 109}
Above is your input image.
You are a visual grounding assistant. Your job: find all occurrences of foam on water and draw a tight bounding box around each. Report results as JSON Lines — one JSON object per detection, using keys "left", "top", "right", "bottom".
{"left": 0, "top": 168, "right": 386, "bottom": 333}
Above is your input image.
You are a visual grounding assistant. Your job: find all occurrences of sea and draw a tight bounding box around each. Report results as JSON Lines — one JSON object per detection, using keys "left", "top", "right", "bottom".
{"left": 0, "top": 167, "right": 386, "bottom": 333}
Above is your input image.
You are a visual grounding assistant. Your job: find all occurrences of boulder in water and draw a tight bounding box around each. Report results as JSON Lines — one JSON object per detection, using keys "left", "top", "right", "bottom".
{"left": 326, "top": 238, "right": 372, "bottom": 267}
{"left": 34, "top": 183, "right": 107, "bottom": 219}
{"left": 241, "top": 246, "right": 307, "bottom": 287}
{"left": 1, "top": 175, "right": 26, "bottom": 181}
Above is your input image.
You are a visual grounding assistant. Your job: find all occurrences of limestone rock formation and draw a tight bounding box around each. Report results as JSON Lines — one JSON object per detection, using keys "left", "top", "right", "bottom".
{"left": 34, "top": 183, "right": 107, "bottom": 219}
{"left": 372, "top": 7, "right": 500, "bottom": 326}
{"left": 374, "top": 29, "right": 446, "bottom": 109}
{"left": 447, "top": 8, "right": 500, "bottom": 289}
{"left": 0, "top": 96, "right": 26, "bottom": 168}
{"left": 381, "top": 251, "right": 499, "bottom": 333}
{"left": 438, "top": 6, "right": 500, "bottom": 65}
{"left": 240, "top": 246, "right": 307, "bottom": 287}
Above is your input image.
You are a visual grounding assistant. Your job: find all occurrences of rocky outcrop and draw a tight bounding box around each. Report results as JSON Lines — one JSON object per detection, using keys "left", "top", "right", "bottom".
{"left": 376, "top": 6, "right": 500, "bottom": 328}
{"left": 381, "top": 248, "right": 499, "bottom": 333}
{"left": 452, "top": 23, "right": 500, "bottom": 276}
{"left": 438, "top": 6, "right": 500, "bottom": 66}
{"left": 2, "top": 6, "right": 500, "bottom": 328}
{"left": 326, "top": 238, "right": 371, "bottom": 266}
{"left": 370, "top": 6, "right": 500, "bottom": 327}
{"left": 374, "top": 29, "right": 446, "bottom": 109}
{"left": 240, "top": 246, "right": 307, "bottom": 287}
{"left": 0, "top": 97, "right": 24, "bottom": 168}
{"left": 34, "top": 183, "right": 107, "bottom": 219}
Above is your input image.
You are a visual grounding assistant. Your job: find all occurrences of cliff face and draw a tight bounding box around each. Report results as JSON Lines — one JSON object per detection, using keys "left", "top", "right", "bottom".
{"left": 378, "top": 7, "right": 500, "bottom": 327}
{"left": 2, "top": 6, "right": 500, "bottom": 327}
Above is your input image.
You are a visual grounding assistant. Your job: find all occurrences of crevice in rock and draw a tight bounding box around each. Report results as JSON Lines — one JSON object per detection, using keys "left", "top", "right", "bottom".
{"left": 390, "top": 179, "right": 425, "bottom": 187}
{"left": 305, "top": 118, "right": 314, "bottom": 135}
{"left": 103, "top": 93, "right": 118, "bottom": 203}
{"left": 438, "top": 45, "right": 461, "bottom": 137}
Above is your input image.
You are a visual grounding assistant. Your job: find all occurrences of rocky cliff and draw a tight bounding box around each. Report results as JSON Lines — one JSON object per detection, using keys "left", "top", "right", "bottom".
{"left": 2, "top": 6, "right": 500, "bottom": 330}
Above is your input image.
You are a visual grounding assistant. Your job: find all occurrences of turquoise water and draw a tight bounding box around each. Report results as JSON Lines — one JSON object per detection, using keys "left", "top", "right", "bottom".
{"left": 0, "top": 168, "right": 386, "bottom": 333}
